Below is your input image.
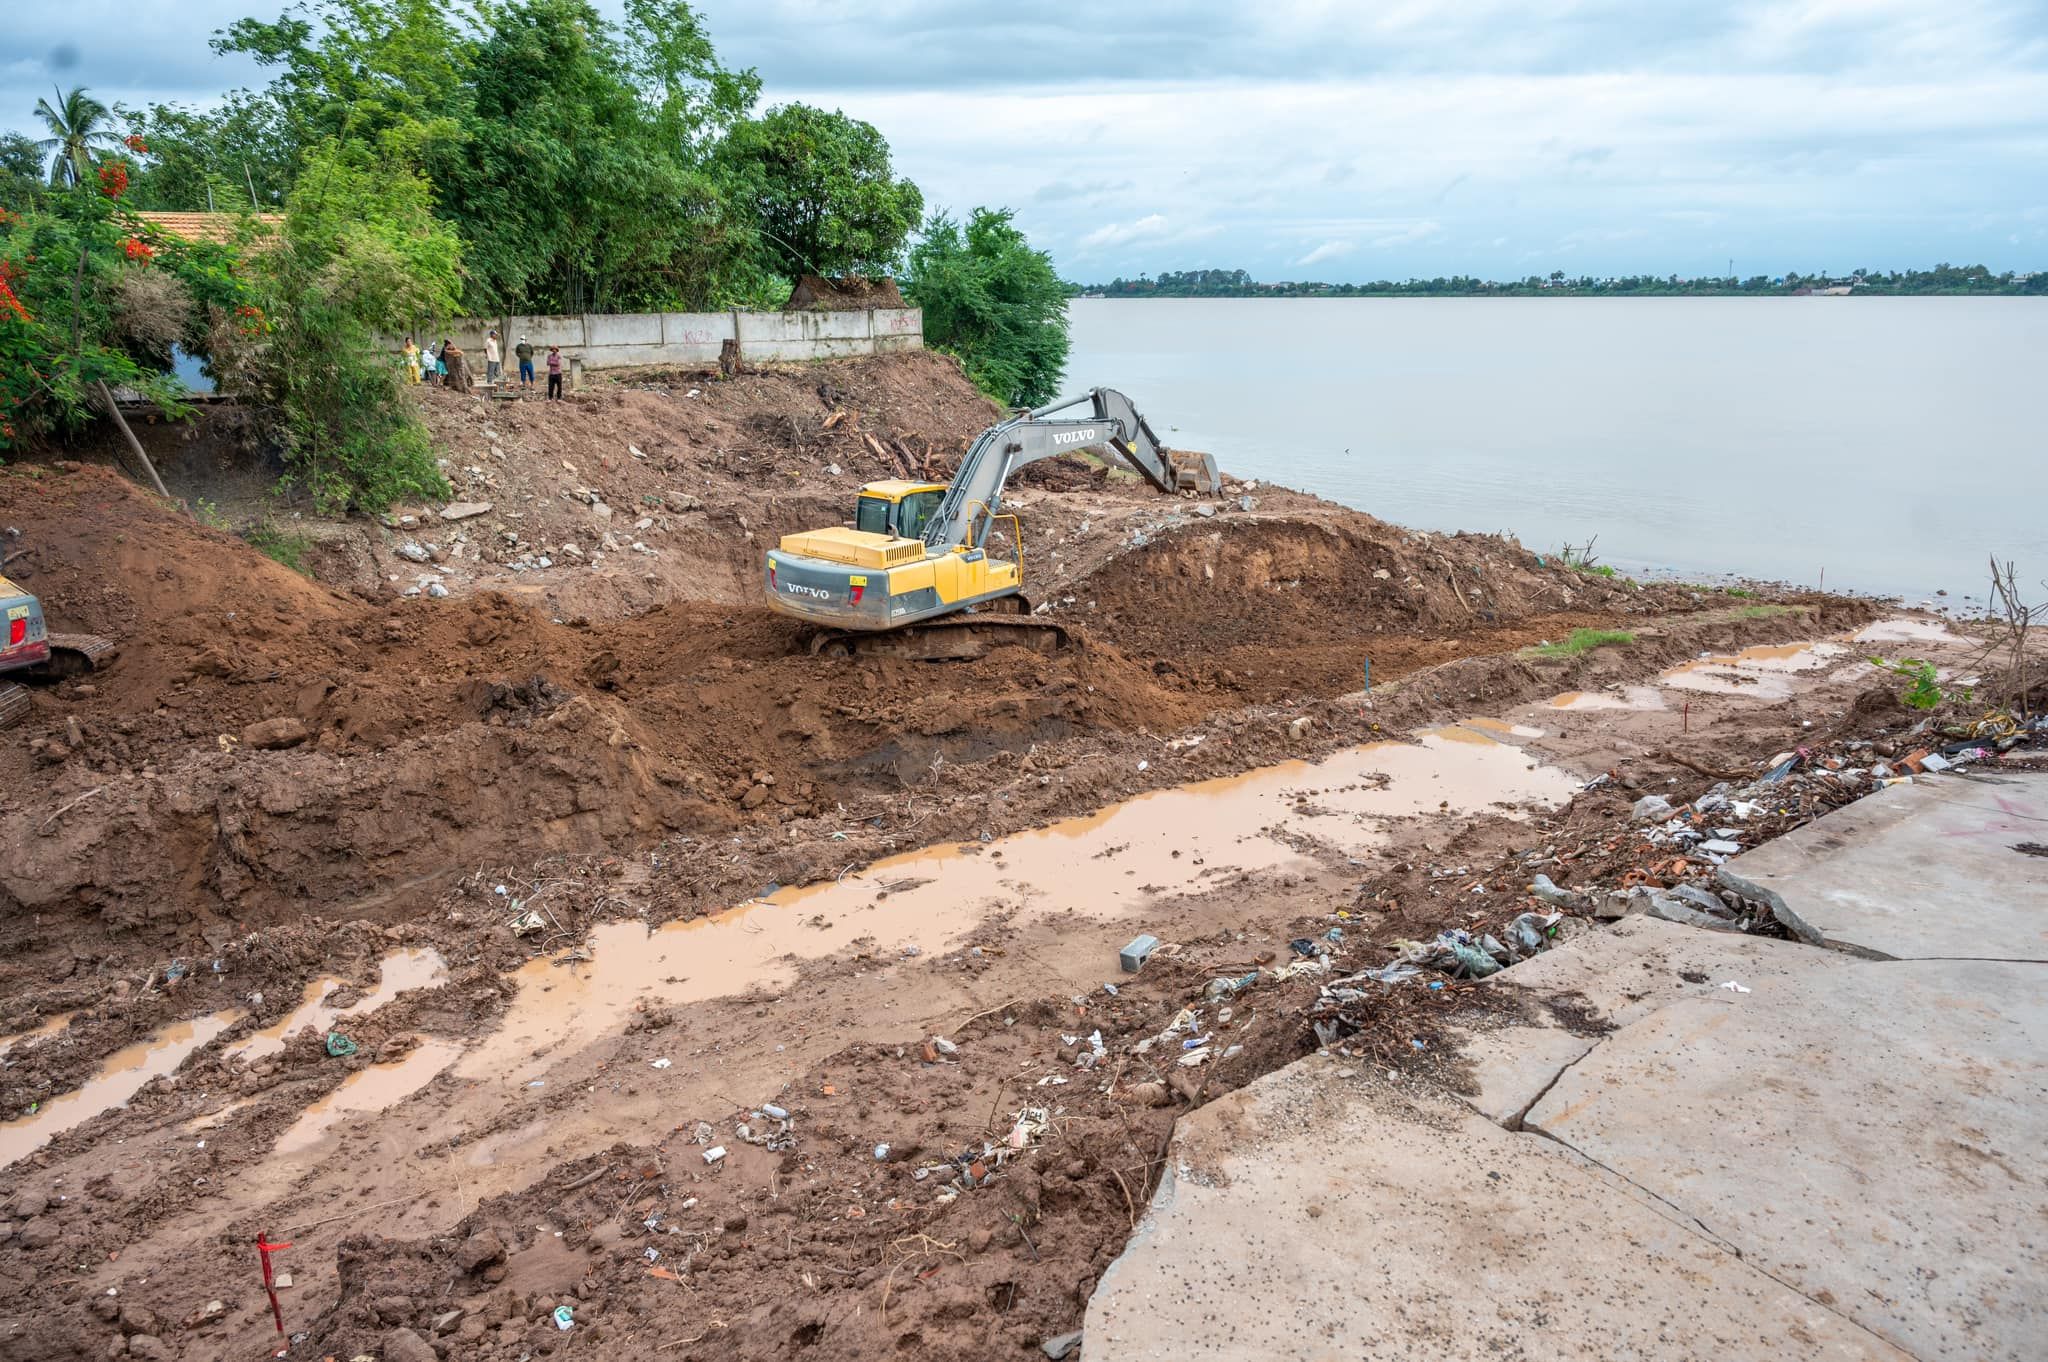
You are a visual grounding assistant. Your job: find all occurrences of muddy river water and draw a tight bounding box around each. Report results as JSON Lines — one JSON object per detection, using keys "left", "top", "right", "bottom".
{"left": 1064, "top": 296, "right": 2047, "bottom": 602}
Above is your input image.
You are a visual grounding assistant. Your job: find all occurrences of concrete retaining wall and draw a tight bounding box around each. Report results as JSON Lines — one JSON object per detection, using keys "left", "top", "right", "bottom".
{"left": 422, "top": 308, "right": 923, "bottom": 372}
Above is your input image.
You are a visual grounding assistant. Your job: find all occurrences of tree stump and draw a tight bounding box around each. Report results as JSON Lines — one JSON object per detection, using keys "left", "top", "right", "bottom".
{"left": 442, "top": 346, "right": 473, "bottom": 393}
{"left": 719, "top": 337, "right": 742, "bottom": 378}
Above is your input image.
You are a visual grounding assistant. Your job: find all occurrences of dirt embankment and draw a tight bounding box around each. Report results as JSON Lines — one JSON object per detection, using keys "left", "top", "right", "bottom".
{"left": 0, "top": 352, "right": 1705, "bottom": 962}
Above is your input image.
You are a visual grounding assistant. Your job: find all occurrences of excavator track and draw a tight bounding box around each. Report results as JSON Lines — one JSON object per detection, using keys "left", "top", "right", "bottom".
{"left": 0, "top": 683, "right": 27, "bottom": 731}
{"left": 30, "top": 633, "right": 121, "bottom": 681}
{"left": 808, "top": 614, "right": 1072, "bottom": 662}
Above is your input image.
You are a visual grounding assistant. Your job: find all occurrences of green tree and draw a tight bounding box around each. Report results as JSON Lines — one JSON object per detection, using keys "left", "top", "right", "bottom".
{"left": 717, "top": 103, "right": 923, "bottom": 279}
{"left": 0, "top": 160, "right": 247, "bottom": 482}
{"left": 118, "top": 94, "right": 295, "bottom": 212}
{"left": 230, "top": 140, "right": 458, "bottom": 510}
{"left": 0, "top": 134, "right": 45, "bottom": 212}
{"left": 214, "top": 0, "right": 470, "bottom": 172}
{"left": 904, "top": 207, "right": 1068, "bottom": 408}
{"left": 32, "top": 86, "right": 122, "bottom": 188}
{"left": 439, "top": 0, "right": 756, "bottom": 313}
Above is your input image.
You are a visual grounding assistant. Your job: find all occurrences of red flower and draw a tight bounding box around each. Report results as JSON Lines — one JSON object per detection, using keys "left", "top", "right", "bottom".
{"left": 98, "top": 162, "right": 129, "bottom": 198}
{"left": 124, "top": 134, "right": 149, "bottom": 154}
{"left": 123, "top": 236, "right": 155, "bottom": 264}
{"left": 0, "top": 278, "right": 28, "bottom": 323}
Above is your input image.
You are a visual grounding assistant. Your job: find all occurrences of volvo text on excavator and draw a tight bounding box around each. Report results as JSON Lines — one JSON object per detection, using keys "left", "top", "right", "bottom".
{"left": 0, "top": 572, "right": 118, "bottom": 729}
{"left": 764, "top": 388, "right": 1216, "bottom": 659}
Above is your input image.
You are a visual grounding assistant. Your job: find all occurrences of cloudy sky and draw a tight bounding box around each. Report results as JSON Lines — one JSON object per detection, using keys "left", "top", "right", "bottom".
{"left": 4, "top": 1, "right": 2044, "bottom": 281}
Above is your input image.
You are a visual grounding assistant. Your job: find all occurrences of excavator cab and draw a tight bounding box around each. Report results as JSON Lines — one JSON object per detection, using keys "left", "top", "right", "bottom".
{"left": 853, "top": 481, "right": 947, "bottom": 541}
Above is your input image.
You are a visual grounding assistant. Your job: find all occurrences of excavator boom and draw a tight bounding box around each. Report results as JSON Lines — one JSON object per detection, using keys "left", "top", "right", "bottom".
{"left": 924, "top": 388, "right": 1218, "bottom": 550}
{"left": 766, "top": 385, "right": 1214, "bottom": 658}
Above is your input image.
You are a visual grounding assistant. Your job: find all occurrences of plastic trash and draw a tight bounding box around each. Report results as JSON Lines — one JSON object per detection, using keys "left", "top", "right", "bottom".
{"left": 552, "top": 1305, "right": 574, "bottom": 1331}
{"left": 1442, "top": 935, "right": 1500, "bottom": 978}
{"left": 1119, "top": 935, "right": 1160, "bottom": 973}
{"left": 1527, "top": 875, "right": 1584, "bottom": 909}
{"left": 324, "top": 1032, "right": 358, "bottom": 1058}
{"left": 761, "top": 1104, "right": 789, "bottom": 1120}
{"left": 1760, "top": 753, "right": 1801, "bottom": 783}
{"left": 1505, "top": 911, "right": 1560, "bottom": 956}
{"left": 1632, "top": 794, "right": 1675, "bottom": 822}
{"left": 702, "top": 1146, "right": 726, "bottom": 1164}
{"left": 874, "top": 1143, "right": 891, "bottom": 1161}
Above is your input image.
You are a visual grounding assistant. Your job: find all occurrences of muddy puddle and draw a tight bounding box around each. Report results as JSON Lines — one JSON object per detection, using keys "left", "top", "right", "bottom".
{"left": 459, "top": 731, "right": 1582, "bottom": 1083}
{"left": 1854, "top": 618, "right": 1958, "bottom": 645}
{"left": 275, "top": 1042, "right": 462, "bottom": 1155}
{"left": 0, "top": 1012, "right": 75, "bottom": 1055}
{"left": 1661, "top": 642, "right": 1848, "bottom": 699}
{"left": 1550, "top": 685, "right": 1667, "bottom": 712}
{"left": 0, "top": 1010, "right": 243, "bottom": 1167}
{"left": 227, "top": 949, "right": 447, "bottom": 1062}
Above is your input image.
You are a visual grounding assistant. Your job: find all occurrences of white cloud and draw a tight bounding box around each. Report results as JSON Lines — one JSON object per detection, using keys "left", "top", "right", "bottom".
{"left": 1369, "top": 220, "right": 1443, "bottom": 249}
{"left": 1078, "top": 213, "right": 1173, "bottom": 251}
{"left": 1297, "top": 239, "right": 1353, "bottom": 266}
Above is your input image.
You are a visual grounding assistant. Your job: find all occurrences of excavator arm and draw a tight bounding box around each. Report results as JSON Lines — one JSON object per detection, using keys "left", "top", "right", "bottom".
{"left": 923, "top": 388, "right": 1220, "bottom": 550}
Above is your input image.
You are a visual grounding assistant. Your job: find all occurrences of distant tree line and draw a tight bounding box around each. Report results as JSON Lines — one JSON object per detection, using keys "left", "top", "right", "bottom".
{"left": 1073, "top": 263, "right": 2047, "bottom": 298}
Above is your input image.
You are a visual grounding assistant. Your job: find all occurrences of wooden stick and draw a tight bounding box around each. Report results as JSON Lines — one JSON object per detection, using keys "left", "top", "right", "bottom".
{"left": 284, "top": 1194, "right": 415, "bottom": 1235}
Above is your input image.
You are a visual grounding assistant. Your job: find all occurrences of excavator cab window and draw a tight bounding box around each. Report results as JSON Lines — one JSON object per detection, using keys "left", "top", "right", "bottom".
{"left": 855, "top": 496, "right": 891, "bottom": 536}
{"left": 894, "top": 490, "right": 944, "bottom": 541}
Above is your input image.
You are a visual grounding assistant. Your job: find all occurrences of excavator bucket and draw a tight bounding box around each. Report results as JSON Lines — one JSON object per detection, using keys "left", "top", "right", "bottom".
{"left": 1170, "top": 449, "right": 1221, "bottom": 494}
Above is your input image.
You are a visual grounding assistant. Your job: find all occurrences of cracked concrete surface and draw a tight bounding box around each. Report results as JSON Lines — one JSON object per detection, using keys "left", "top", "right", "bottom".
{"left": 1084, "top": 775, "right": 2048, "bottom": 1361}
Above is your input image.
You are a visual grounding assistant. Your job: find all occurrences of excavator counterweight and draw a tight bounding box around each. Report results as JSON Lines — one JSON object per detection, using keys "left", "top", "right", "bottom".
{"left": 1, "top": 572, "right": 119, "bottom": 729}
{"left": 765, "top": 387, "right": 1214, "bottom": 659}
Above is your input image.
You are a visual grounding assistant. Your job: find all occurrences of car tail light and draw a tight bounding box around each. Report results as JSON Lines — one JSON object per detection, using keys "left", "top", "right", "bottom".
{"left": 7, "top": 617, "right": 22, "bottom": 646}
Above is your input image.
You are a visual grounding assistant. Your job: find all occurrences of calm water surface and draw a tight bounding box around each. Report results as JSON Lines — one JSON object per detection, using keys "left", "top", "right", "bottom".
{"left": 1061, "top": 297, "right": 2046, "bottom": 603}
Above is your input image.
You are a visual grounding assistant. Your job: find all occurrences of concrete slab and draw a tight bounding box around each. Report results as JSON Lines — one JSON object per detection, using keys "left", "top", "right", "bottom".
{"left": 1451, "top": 916, "right": 1845, "bottom": 1128}
{"left": 1718, "top": 771, "right": 2048, "bottom": 960}
{"left": 1525, "top": 957, "right": 2048, "bottom": 1362}
{"left": 1084, "top": 1060, "right": 1908, "bottom": 1361}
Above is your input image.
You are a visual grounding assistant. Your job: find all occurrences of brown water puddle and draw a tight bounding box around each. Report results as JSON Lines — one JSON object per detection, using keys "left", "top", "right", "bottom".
{"left": 1660, "top": 641, "right": 1846, "bottom": 698}
{"left": 1455, "top": 717, "right": 1546, "bottom": 739}
{"left": 226, "top": 949, "right": 447, "bottom": 1062}
{"left": 459, "top": 732, "right": 1581, "bottom": 1083}
{"left": 1549, "top": 685, "right": 1667, "bottom": 712}
{"left": 0, "top": 1011, "right": 243, "bottom": 1167}
{"left": 1854, "top": 618, "right": 1958, "bottom": 646}
{"left": 274, "top": 1041, "right": 461, "bottom": 1155}
{"left": 0, "top": 1012, "right": 75, "bottom": 1056}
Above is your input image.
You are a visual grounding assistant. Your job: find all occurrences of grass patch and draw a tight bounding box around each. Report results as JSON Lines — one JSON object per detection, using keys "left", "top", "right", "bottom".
{"left": 1737, "top": 603, "right": 1795, "bottom": 619}
{"left": 1528, "top": 627, "right": 1636, "bottom": 659}
{"left": 245, "top": 524, "right": 314, "bottom": 576}
{"left": 1722, "top": 586, "right": 1758, "bottom": 598}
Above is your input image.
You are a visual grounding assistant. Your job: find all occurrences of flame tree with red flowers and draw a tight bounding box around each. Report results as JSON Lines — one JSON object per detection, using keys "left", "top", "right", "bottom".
{"left": 0, "top": 151, "right": 249, "bottom": 488}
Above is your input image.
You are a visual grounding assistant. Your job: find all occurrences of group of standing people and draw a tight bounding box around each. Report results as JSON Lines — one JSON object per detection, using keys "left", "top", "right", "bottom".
{"left": 403, "top": 330, "right": 566, "bottom": 399}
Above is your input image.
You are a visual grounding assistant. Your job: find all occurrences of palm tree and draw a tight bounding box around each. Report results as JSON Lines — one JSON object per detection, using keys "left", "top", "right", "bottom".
{"left": 32, "top": 85, "right": 119, "bottom": 188}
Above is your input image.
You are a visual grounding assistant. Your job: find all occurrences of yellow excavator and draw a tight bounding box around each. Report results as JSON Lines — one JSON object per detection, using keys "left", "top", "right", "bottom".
{"left": 1, "top": 573, "right": 117, "bottom": 729}
{"left": 766, "top": 388, "right": 1217, "bottom": 658}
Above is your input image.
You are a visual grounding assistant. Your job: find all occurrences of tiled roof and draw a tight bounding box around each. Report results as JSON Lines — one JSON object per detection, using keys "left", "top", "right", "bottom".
{"left": 136, "top": 212, "right": 284, "bottom": 246}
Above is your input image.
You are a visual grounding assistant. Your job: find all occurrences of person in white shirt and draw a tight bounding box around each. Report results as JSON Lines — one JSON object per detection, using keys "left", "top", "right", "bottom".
{"left": 484, "top": 330, "right": 503, "bottom": 383}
